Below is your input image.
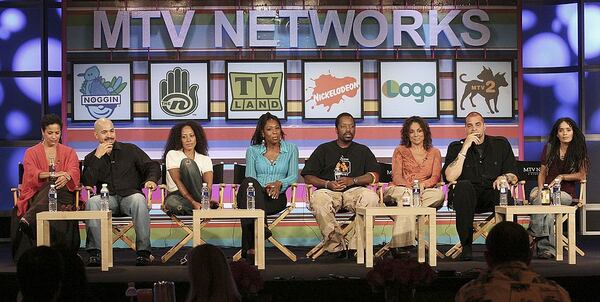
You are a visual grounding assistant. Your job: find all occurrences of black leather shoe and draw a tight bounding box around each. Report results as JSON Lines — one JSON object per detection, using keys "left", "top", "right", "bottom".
{"left": 460, "top": 245, "right": 473, "bottom": 261}
{"left": 18, "top": 220, "right": 34, "bottom": 239}
{"left": 391, "top": 247, "right": 412, "bottom": 259}
{"left": 136, "top": 250, "right": 152, "bottom": 266}
{"left": 87, "top": 249, "right": 101, "bottom": 267}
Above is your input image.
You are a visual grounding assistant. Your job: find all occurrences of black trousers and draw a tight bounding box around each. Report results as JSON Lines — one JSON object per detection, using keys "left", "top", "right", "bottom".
{"left": 448, "top": 180, "right": 513, "bottom": 247}
{"left": 12, "top": 182, "right": 80, "bottom": 262}
{"left": 236, "top": 177, "right": 287, "bottom": 254}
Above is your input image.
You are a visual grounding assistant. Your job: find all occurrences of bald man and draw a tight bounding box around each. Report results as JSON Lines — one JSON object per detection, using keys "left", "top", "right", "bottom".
{"left": 82, "top": 118, "right": 160, "bottom": 266}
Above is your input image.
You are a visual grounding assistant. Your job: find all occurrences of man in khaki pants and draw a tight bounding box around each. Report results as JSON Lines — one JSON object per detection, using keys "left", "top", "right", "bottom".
{"left": 301, "top": 112, "right": 380, "bottom": 258}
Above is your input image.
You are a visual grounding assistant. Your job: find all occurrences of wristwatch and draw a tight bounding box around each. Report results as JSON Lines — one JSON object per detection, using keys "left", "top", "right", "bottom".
{"left": 353, "top": 177, "right": 358, "bottom": 185}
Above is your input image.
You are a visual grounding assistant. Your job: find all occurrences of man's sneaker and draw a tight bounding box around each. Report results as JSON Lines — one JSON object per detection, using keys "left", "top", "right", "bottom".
{"left": 538, "top": 251, "right": 554, "bottom": 260}
{"left": 136, "top": 250, "right": 152, "bottom": 266}
{"left": 87, "top": 249, "right": 101, "bottom": 267}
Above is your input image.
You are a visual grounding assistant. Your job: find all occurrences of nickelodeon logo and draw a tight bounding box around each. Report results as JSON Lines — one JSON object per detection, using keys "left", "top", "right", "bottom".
{"left": 229, "top": 72, "right": 283, "bottom": 111}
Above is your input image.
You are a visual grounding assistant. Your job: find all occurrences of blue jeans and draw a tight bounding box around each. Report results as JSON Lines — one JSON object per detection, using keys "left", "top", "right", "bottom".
{"left": 164, "top": 158, "right": 204, "bottom": 215}
{"left": 86, "top": 193, "right": 151, "bottom": 252}
{"left": 528, "top": 187, "right": 573, "bottom": 256}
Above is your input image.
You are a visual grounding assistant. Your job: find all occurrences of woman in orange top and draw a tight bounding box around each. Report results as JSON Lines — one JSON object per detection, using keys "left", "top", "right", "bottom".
{"left": 15, "top": 114, "right": 81, "bottom": 257}
{"left": 383, "top": 116, "right": 444, "bottom": 255}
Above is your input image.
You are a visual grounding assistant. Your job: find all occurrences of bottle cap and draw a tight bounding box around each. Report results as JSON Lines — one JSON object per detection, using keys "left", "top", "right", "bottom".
{"left": 202, "top": 183, "right": 207, "bottom": 187}
{"left": 249, "top": 182, "right": 253, "bottom": 186}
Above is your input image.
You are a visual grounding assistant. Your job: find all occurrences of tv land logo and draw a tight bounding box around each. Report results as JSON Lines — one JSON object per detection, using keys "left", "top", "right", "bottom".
{"left": 307, "top": 74, "right": 359, "bottom": 112}
{"left": 381, "top": 80, "right": 436, "bottom": 103}
{"left": 78, "top": 66, "right": 127, "bottom": 119}
{"left": 229, "top": 72, "right": 283, "bottom": 111}
{"left": 159, "top": 67, "right": 199, "bottom": 117}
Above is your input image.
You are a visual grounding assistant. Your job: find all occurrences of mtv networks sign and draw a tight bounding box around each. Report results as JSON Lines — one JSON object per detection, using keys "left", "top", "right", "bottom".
{"left": 87, "top": 9, "right": 512, "bottom": 50}
{"left": 226, "top": 61, "right": 286, "bottom": 120}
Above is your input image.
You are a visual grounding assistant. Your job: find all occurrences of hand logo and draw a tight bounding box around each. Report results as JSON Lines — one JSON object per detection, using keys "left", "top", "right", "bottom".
{"left": 159, "top": 67, "right": 199, "bottom": 117}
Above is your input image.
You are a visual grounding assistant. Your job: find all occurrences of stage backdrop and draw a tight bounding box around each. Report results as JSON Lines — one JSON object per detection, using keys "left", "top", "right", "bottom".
{"left": 64, "top": 3, "right": 521, "bottom": 165}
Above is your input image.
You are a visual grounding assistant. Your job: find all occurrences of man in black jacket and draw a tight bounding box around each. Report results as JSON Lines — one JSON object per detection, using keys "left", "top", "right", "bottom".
{"left": 83, "top": 118, "right": 160, "bottom": 266}
{"left": 442, "top": 112, "right": 518, "bottom": 261}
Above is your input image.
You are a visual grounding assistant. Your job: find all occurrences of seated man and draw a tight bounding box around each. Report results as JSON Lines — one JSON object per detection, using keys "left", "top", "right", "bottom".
{"left": 83, "top": 118, "right": 160, "bottom": 266}
{"left": 456, "top": 221, "right": 571, "bottom": 302}
{"left": 301, "top": 112, "right": 380, "bottom": 258}
{"left": 442, "top": 111, "right": 517, "bottom": 261}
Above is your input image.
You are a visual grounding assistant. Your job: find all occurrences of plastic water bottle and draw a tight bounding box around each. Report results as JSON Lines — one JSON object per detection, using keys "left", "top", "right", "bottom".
{"left": 100, "top": 183, "right": 110, "bottom": 211}
{"left": 499, "top": 179, "right": 508, "bottom": 206}
{"left": 201, "top": 183, "right": 210, "bottom": 210}
{"left": 552, "top": 178, "right": 561, "bottom": 206}
{"left": 412, "top": 180, "right": 421, "bottom": 207}
{"left": 401, "top": 190, "right": 411, "bottom": 207}
{"left": 541, "top": 184, "right": 551, "bottom": 205}
{"left": 247, "top": 183, "right": 256, "bottom": 210}
{"left": 48, "top": 184, "right": 58, "bottom": 212}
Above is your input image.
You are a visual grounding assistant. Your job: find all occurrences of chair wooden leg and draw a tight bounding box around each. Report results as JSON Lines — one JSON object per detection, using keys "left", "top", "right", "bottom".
{"left": 375, "top": 241, "right": 392, "bottom": 258}
{"left": 268, "top": 237, "right": 297, "bottom": 261}
{"left": 160, "top": 216, "right": 194, "bottom": 263}
{"left": 561, "top": 234, "right": 585, "bottom": 256}
{"left": 112, "top": 224, "right": 136, "bottom": 250}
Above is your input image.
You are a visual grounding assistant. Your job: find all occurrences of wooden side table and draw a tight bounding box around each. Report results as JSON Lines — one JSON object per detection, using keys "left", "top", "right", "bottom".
{"left": 356, "top": 206, "right": 437, "bottom": 267}
{"left": 193, "top": 209, "right": 265, "bottom": 269}
{"left": 495, "top": 205, "right": 577, "bottom": 264}
{"left": 37, "top": 211, "right": 113, "bottom": 271}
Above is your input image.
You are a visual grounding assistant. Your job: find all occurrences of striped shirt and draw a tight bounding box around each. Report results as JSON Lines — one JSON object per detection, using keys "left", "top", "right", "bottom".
{"left": 245, "top": 140, "right": 299, "bottom": 192}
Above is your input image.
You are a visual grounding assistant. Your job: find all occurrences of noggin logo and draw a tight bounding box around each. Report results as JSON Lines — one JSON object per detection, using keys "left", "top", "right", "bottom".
{"left": 229, "top": 72, "right": 283, "bottom": 111}
{"left": 381, "top": 80, "right": 436, "bottom": 103}
{"left": 159, "top": 67, "right": 199, "bottom": 117}
{"left": 78, "top": 66, "right": 127, "bottom": 119}
{"left": 307, "top": 73, "right": 359, "bottom": 112}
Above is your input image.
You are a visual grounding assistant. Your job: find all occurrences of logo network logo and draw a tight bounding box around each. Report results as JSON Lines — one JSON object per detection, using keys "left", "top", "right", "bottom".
{"left": 307, "top": 74, "right": 359, "bottom": 112}
{"left": 381, "top": 80, "right": 435, "bottom": 103}
{"left": 159, "top": 67, "right": 199, "bottom": 117}
{"left": 229, "top": 72, "right": 283, "bottom": 111}
{"left": 78, "top": 66, "right": 127, "bottom": 119}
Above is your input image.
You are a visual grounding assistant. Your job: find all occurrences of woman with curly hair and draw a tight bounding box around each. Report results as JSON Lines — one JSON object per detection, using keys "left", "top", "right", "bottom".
{"left": 383, "top": 116, "right": 444, "bottom": 256}
{"left": 236, "top": 112, "right": 299, "bottom": 263}
{"left": 529, "top": 117, "right": 588, "bottom": 259}
{"left": 162, "top": 121, "right": 213, "bottom": 215}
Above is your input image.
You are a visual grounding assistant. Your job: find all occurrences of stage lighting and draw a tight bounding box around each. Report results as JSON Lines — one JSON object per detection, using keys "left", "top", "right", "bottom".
{"left": 5, "top": 110, "right": 31, "bottom": 137}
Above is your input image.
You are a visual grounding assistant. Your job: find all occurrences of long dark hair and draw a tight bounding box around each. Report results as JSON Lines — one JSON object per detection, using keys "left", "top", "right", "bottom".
{"left": 163, "top": 121, "right": 209, "bottom": 163}
{"left": 250, "top": 112, "right": 285, "bottom": 146}
{"left": 186, "top": 244, "right": 241, "bottom": 302}
{"left": 400, "top": 116, "right": 432, "bottom": 150}
{"left": 545, "top": 117, "right": 589, "bottom": 173}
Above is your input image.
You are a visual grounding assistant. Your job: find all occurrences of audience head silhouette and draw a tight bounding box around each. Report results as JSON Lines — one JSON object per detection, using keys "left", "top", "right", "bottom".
{"left": 485, "top": 221, "right": 532, "bottom": 268}
{"left": 17, "top": 246, "right": 65, "bottom": 302}
{"left": 186, "top": 244, "right": 241, "bottom": 302}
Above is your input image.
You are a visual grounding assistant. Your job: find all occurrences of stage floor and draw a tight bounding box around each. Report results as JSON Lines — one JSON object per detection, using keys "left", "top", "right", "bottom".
{"left": 2, "top": 236, "right": 600, "bottom": 301}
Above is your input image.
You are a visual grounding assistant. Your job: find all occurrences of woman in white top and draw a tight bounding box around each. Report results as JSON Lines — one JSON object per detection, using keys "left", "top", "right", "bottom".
{"left": 162, "top": 121, "right": 213, "bottom": 215}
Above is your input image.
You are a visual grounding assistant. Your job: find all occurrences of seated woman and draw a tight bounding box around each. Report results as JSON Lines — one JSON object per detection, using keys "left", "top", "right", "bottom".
{"left": 236, "top": 112, "right": 299, "bottom": 263}
{"left": 383, "top": 116, "right": 445, "bottom": 255}
{"left": 163, "top": 121, "right": 213, "bottom": 215}
{"left": 15, "top": 114, "right": 81, "bottom": 258}
{"left": 529, "top": 117, "right": 588, "bottom": 259}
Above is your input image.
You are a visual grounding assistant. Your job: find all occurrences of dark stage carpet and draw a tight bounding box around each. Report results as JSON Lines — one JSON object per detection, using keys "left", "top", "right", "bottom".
{"left": 2, "top": 236, "right": 600, "bottom": 301}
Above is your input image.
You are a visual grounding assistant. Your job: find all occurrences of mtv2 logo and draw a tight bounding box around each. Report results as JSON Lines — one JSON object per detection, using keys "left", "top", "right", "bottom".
{"left": 382, "top": 80, "right": 436, "bottom": 103}
{"left": 229, "top": 72, "right": 283, "bottom": 111}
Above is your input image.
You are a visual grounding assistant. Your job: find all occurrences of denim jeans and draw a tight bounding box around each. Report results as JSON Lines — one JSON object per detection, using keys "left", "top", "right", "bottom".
{"left": 164, "top": 158, "right": 204, "bottom": 215}
{"left": 528, "top": 187, "right": 573, "bottom": 256}
{"left": 86, "top": 192, "right": 151, "bottom": 252}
